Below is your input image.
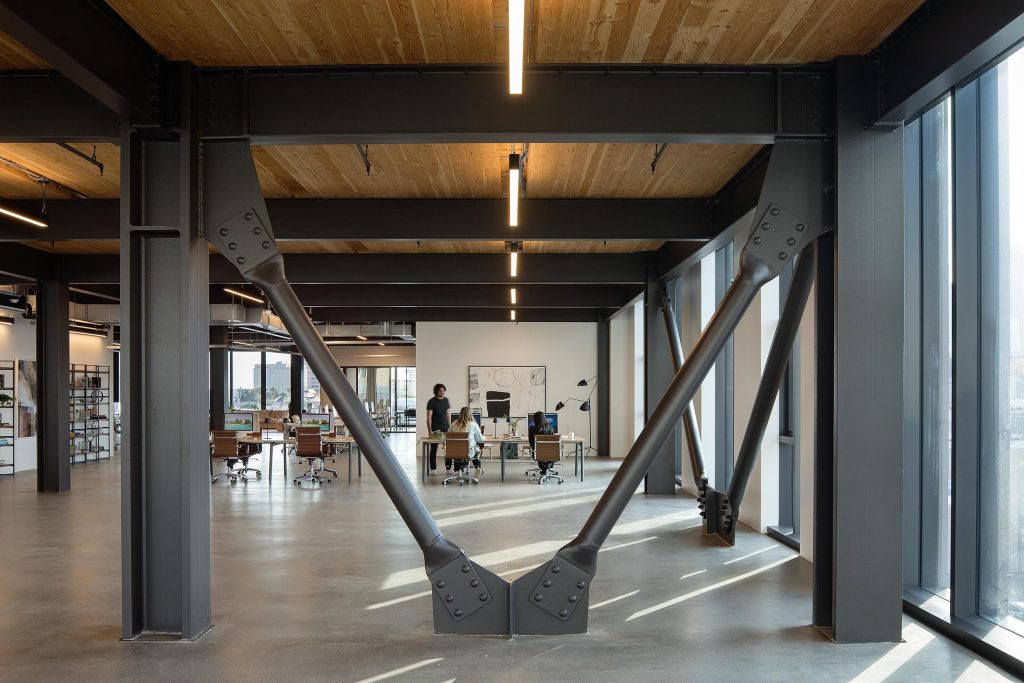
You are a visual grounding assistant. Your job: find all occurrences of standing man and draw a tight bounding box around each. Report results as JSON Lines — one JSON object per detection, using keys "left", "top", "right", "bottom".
{"left": 425, "top": 383, "right": 450, "bottom": 473}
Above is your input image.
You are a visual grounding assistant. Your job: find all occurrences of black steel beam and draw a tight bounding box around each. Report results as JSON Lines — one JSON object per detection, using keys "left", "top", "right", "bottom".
{"left": 0, "top": 0, "right": 163, "bottom": 122}
{"left": 308, "top": 307, "right": 613, "bottom": 323}
{"left": 10, "top": 248, "right": 648, "bottom": 286}
{"left": 36, "top": 276, "right": 70, "bottom": 492}
{"left": 0, "top": 73, "right": 120, "bottom": 142}
{"left": 656, "top": 147, "right": 772, "bottom": 280}
{"left": 239, "top": 283, "right": 639, "bottom": 309}
{"left": 875, "top": 0, "right": 1024, "bottom": 123}
{"left": 0, "top": 197, "right": 713, "bottom": 242}
{"left": 200, "top": 65, "right": 831, "bottom": 144}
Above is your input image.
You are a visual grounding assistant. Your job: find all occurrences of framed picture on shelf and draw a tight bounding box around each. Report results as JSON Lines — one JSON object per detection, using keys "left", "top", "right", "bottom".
{"left": 16, "top": 358, "right": 37, "bottom": 438}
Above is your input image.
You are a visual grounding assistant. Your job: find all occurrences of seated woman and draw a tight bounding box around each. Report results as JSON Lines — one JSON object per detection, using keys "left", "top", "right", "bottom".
{"left": 528, "top": 411, "right": 555, "bottom": 475}
{"left": 451, "top": 407, "right": 486, "bottom": 478}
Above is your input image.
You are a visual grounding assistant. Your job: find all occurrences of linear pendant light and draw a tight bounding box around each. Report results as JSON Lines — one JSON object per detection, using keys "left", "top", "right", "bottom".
{"left": 509, "top": 0, "right": 525, "bottom": 94}
{"left": 509, "top": 153, "right": 520, "bottom": 227}
{"left": 510, "top": 251, "right": 518, "bottom": 277}
{"left": 510, "top": 288, "right": 517, "bottom": 304}
{"left": 0, "top": 204, "right": 47, "bottom": 228}
{"left": 223, "top": 287, "right": 264, "bottom": 304}
{"left": 511, "top": 310, "right": 516, "bottom": 321}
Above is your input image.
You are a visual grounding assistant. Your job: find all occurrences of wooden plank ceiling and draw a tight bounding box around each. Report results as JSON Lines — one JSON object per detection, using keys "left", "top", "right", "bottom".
{"left": 103, "top": 0, "right": 925, "bottom": 66}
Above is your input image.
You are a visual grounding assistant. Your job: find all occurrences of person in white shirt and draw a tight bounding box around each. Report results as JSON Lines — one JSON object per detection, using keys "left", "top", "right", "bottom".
{"left": 451, "top": 406, "right": 486, "bottom": 478}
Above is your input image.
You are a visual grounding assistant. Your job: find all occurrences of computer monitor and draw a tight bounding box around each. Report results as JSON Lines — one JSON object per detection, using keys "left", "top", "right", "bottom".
{"left": 450, "top": 412, "right": 482, "bottom": 427}
{"left": 224, "top": 411, "right": 255, "bottom": 432}
{"left": 527, "top": 412, "right": 559, "bottom": 433}
{"left": 301, "top": 412, "right": 332, "bottom": 432}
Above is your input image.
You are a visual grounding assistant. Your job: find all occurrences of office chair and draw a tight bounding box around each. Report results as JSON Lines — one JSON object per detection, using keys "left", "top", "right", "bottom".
{"left": 442, "top": 431, "right": 477, "bottom": 486}
{"left": 293, "top": 426, "right": 334, "bottom": 486}
{"left": 236, "top": 431, "right": 263, "bottom": 480}
{"left": 211, "top": 430, "right": 245, "bottom": 484}
{"left": 319, "top": 441, "right": 341, "bottom": 479}
{"left": 534, "top": 434, "right": 564, "bottom": 485}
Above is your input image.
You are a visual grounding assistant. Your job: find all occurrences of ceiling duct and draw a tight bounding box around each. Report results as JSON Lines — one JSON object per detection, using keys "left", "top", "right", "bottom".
{"left": 316, "top": 322, "right": 415, "bottom": 341}
{"left": 73, "top": 303, "right": 288, "bottom": 337}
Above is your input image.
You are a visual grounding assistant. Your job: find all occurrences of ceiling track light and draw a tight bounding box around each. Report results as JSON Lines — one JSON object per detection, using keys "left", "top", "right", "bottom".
{"left": 509, "top": 0, "right": 525, "bottom": 94}
{"left": 510, "top": 287, "right": 517, "bottom": 305}
{"left": 509, "top": 153, "right": 521, "bottom": 227}
{"left": 511, "top": 309, "right": 516, "bottom": 321}
{"left": 0, "top": 203, "right": 47, "bottom": 228}
{"left": 505, "top": 241, "right": 523, "bottom": 278}
{"left": 223, "top": 287, "right": 264, "bottom": 304}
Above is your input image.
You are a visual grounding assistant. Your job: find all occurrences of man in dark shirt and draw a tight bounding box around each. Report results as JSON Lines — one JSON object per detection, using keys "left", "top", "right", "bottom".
{"left": 425, "top": 383, "right": 450, "bottom": 472}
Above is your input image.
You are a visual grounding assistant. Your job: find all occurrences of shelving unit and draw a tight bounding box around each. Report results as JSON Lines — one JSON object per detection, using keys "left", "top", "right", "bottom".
{"left": 69, "top": 364, "right": 111, "bottom": 464}
{"left": 0, "top": 359, "right": 13, "bottom": 476}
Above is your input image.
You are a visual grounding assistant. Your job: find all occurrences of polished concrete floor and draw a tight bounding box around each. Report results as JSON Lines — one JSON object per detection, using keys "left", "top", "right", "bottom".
{"left": 0, "top": 433, "right": 1016, "bottom": 682}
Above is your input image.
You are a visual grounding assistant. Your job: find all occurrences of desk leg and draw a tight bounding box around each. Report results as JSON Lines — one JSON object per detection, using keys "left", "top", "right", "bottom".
{"left": 575, "top": 446, "right": 578, "bottom": 476}
{"left": 268, "top": 444, "right": 274, "bottom": 483}
{"left": 357, "top": 446, "right": 362, "bottom": 477}
{"left": 422, "top": 442, "right": 427, "bottom": 484}
{"left": 579, "top": 443, "right": 584, "bottom": 481}
{"left": 500, "top": 446, "right": 505, "bottom": 482}
{"left": 348, "top": 448, "right": 352, "bottom": 483}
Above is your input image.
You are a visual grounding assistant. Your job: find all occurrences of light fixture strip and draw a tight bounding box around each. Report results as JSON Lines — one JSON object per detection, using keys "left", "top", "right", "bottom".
{"left": 511, "top": 309, "right": 516, "bottom": 321}
{"left": 223, "top": 287, "right": 264, "bottom": 304}
{"left": 0, "top": 315, "right": 14, "bottom": 325}
{"left": 510, "top": 250, "right": 518, "bottom": 277}
{"left": 0, "top": 204, "right": 47, "bottom": 228}
{"left": 509, "top": 153, "right": 521, "bottom": 227}
{"left": 69, "top": 327, "right": 108, "bottom": 338}
{"left": 510, "top": 288, "right": 517, "bottom": 304}
{"left": 509, "top": 0, "right": 525, "bottom": 94}
{"left": 356, "top": 335, "right": 367, "bottom": 341}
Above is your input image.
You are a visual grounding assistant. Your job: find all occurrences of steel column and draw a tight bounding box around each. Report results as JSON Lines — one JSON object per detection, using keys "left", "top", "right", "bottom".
{"left": 120, "top": 64, "right": 212, "bottom": 641}
{"left": 36, "top": 276, "right": 70, "bottom": 492}
{"left": 660, "top": 290, "right": 706, "bottom": 490}
{"left": 644, "top": 269, "right": 680, "bottom": 495}
{"left": 596, "top": 319, "right": 610, "bottom": 457}
{"left": 209, "top": 327, "right": 228, "bottom": 431}
{"left": 289, "top": 355, "right": 304, "bottom": 418}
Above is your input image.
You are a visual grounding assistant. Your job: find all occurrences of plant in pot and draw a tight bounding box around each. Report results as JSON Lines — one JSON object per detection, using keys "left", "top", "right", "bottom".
{"left": 0, "top": 393, "right": 13, "bottom": 407}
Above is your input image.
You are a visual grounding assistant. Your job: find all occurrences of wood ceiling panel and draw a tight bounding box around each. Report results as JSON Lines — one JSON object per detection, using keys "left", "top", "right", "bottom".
{"left": 107, "top": 0, "right": 924, "bottom": 66}
{"left": 23, "top": 239, "right": 120, "bottom": 254}
{"left": 0, "top": 30, "right": 47, "bottom": 69}
{"left": 254, "top": 142, "right": 759, "bottom": 198}
{"left": 0, "top": 144, "right": 120, "bottom": 199}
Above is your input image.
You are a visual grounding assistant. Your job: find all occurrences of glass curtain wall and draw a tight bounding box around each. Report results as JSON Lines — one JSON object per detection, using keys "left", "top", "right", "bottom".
{"left": 264, "top": 351, "right": 292, "bottom": 411}
{"left": 230, "top": 351, "right": 262, "bottom": 410}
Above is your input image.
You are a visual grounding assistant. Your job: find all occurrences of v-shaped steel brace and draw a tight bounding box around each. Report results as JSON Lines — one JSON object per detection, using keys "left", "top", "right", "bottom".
{"left": 202, "top": 139, "right": 828, "bottom": 636}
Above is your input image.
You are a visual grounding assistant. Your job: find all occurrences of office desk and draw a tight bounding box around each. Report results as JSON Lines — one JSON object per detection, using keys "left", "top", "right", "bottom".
{"left": 419, "top": 436, "right": 586, "bottom": 482}
{"left": 225, "top": 434, "right": 362, "bottom": 482}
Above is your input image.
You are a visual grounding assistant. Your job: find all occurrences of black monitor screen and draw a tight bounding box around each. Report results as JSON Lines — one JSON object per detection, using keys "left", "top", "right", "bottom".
{"left": 527, "top": 413, "right": 558, "bottom": 433}
{"left": 450, "top": 413, "right": 482, "bottom": 427}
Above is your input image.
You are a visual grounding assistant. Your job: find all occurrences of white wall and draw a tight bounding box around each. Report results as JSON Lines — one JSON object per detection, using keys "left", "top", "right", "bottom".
{"left": 609, "top": 306, "right": 633, "bottom": 458}
{"left": 0, "top": 315, "right": 114, "bottom": 473}
{"left": 416, "top": 322, "right": 597, "bottom": 443}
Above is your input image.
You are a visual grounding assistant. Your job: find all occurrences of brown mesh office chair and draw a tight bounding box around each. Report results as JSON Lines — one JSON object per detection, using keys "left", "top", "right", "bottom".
{"left": 442, "top": 431, "right": 476, "bottom": 486}
{"left": 293, "top": 426, "right": 333, "bottom": 486}
{"left": 534, "top": 434, "right": 563, "bottom": 485}
{"left": 236, "top": 431, "right": 263, "bottom": 480}
{"left": 211, "top": 430, "right": 243, "bottom": 484}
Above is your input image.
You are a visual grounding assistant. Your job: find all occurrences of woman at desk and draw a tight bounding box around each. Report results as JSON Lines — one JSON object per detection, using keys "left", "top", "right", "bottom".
{"left": 529, "top": 411, "right": 555, "bottom": 476}
{"left": 451, "top": 407, "right": 486, "bottom": 478}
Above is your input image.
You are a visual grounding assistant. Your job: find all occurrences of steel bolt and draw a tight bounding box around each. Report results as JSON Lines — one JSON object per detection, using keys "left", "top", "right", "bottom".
{"left": 436, "top": 580, "right": 445, "bottom": 588}
{"left": 770, "top": 207, "right": 780, "bottom": 216}
{"left": 237, "top": 257, "right": 246, "bottom": 265}
{"left": 445, "top": 594, "right": 454, "bottom": 603}
{"left": 219, "top": 228, "right": 228, "bottom": 236}
{"left": 761, "top": 222, "right": 771, "bottom": 230}
{"left": 753, "top": 236, "right": 762, "bottom": 244}
{"left": 559, "top": 609, "right": 568, "bottom": 618}
{"left": 479, "top": 593, "right": 488, "bottom": 601}
{"left": 454, "top": 609, "right": 463, "bottom": 617}
{"left": 262, "top": 241, "right": 271, "bottom": 249}
{"left": 534, "top": 594, "right": 543, "bottom": 602}
{"left": 786, "top": 238, "right": 796, "bottom": 246}
{"left": 778, "top": 252, "right": 788, "bottom": 260}
{"left": 543, "top": 579, "right": 552, "bottom": 587}
{"left": 244, "top": 212, "right": 254, "bottom": 221}
{"left": 577, "top": 580, "right": 586, "bottom": 589}
{"left": 228, "top": 242, "right": 237, "bottom": 250}
{"left": 461, "top": 565, "right": 470, "bottom": 573}
{"left": 552, "top": 565, "right": 561, "bottom": 574}
{"left": 470, "top": 579, "right": 480, "bottom": 587}
{"left": 568, "top": 595, "right": 577, "bottom": 603}
{"left": 796, "top": 223, "right": 805, "bottom": 231}
{"left": 253, "top": 226, "right": 262, "bottom": 234}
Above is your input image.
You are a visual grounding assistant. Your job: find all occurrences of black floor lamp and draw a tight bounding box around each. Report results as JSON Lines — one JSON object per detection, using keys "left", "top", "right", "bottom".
{"left": 555, "top": 375, "right": 600, "bottom": 457}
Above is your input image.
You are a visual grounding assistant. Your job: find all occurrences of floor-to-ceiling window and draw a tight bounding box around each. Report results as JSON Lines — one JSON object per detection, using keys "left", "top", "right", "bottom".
{"left": 230, "top": 351, "right": 262, "bottom": 410}
{"left": 263, "top": 352, "right": 292, "bottom": 411}
{"left": 904, "top": 45, "right": 1024, "bottom": 665}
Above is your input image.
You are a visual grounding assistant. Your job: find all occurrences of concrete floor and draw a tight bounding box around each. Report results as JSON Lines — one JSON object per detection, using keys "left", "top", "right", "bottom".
{"left": 0, "top": 433, "right": 1016, "bottom": 682}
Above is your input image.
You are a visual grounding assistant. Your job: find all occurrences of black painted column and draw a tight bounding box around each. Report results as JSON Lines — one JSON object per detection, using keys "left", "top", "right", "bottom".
{"left": 826, "top": 56, "right": 904, "bottom": 642}
{"left": 120, "top": 63, "right": 211, "bottom": 641}
{"left": 36, "top": 277, "right": 70, "bottom": 493}
{"left": 643, "top": 258, "right": 681, "bottom": 494}
{"left": 289, "top": 354, "right": 304, "bottom": 418}
{"left": 596, "top": 319, "right": 610, "bottom": 457}
{"left": 209, "top": 327, "right": 228, "bottom": 430}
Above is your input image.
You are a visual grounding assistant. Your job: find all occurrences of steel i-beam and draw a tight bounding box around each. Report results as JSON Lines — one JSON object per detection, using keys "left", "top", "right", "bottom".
{"left": 202, "top": 141, "right": 509, "bottom": 635}
{"left": 659, "top": 290, "right": 707, "bottom": 491}
{"left": 509, "top": 140, "right": 828, "bottom": 634}
{"left": 702, "top": 242, "right": 816, "bottom": 545}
